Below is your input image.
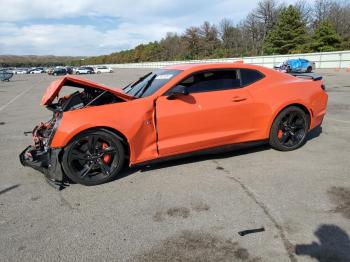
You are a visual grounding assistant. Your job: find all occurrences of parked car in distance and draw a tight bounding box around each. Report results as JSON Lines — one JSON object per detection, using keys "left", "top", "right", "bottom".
{"left": 275, "top": 58, "right": 316, "bottom": 73}
{"left": 0, "top": 69, "right": 14, "bottom": 81}
{"left": 29, "top": 67, "right": 45, "bottom": 74}
{"left": 20, "top": 63, "right": 328, "bottom": 186}
{"left": 95, "top": 66, "right": 113, "bottom": 74}
{"left": 51, "top": 68, "right": 67, "bottom": 76}
{"left": 65, "top": 67, "right": 73, "bottom": 75}
{"left": 75, "top": 67, "right": 94, "bottom": 74}
{"left": 14, "top": 68, "right": 29, "bottom": 74}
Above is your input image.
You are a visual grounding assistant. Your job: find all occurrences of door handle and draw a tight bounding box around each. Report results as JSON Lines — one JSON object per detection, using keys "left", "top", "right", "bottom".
{"left": 232, "top": 96, "right": 247, "bottom": 102}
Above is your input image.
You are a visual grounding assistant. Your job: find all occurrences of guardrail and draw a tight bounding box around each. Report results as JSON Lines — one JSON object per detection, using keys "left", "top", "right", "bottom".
{"left": 104, "top": 50, "right": 350, "bottom": 69}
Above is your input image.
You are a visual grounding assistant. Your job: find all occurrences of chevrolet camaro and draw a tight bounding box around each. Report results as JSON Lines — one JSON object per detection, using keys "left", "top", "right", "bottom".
{"left": 20, "top": 63, "right": 328, "bottom": 186}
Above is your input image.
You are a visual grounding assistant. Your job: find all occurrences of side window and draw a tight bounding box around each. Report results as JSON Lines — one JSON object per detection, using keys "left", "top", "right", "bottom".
{"left": 240, "top": 69, "right": 264, "bottom": 86}
{"left": 180, "top": 70, "right": 240, "bottom": 93}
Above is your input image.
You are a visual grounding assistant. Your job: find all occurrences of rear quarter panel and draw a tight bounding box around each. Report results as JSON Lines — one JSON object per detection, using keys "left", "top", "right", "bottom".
{"left": 247, "top": 72, "right": 327, "bottom": 139}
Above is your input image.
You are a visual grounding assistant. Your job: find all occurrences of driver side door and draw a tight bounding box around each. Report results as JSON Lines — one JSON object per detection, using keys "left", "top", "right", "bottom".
{"left": 155, "top": 69, "right": 256, "bottom": 157}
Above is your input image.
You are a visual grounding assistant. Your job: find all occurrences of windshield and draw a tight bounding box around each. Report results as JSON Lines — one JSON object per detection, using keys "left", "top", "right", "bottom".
{"left": 123, "top": 69, "right": 182, "bottom": 98}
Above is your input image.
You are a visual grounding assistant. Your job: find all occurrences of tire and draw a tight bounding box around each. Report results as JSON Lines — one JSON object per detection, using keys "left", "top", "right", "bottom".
{"left": 76, "top": 71, "right": 80, "bottom": 75}
{"left": 62, "top": 129, "right": 125, "bottom": 186}
{"left": 307, "top": 66, "right": 312, "bottom": 73}
{"left": 269, "top": 106, "right": 310, "bottom": 151}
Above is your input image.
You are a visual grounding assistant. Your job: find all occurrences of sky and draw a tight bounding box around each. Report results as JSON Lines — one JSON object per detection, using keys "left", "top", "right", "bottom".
{"left": 0, "top": 0, "right": 299, "bottom": 56}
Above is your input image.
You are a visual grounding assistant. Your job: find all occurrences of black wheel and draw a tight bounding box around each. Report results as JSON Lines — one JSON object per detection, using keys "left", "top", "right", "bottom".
{"left": 62, "top": 129, "right": 125, "bottom": 186}
{"left": 269, "top": 106, "right": 309, "bottom": 151}
{"left": 76, "top": 71, "right": 80, "bottom": 75}
{"left": 307, "top": 66, "right": 312, "bottom": 73}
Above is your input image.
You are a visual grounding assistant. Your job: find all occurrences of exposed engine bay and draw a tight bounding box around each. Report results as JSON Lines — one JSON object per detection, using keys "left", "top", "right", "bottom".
{"left": 47, "top": 88, "right": 125, "bottom": 112}
{"left": 33, "top": 87, "right": 125, "bottom": 150}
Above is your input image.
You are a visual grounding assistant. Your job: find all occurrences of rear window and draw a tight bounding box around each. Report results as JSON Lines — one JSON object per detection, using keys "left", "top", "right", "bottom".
{"left": 240, "top": 69, "right": 264, "bottom": 86}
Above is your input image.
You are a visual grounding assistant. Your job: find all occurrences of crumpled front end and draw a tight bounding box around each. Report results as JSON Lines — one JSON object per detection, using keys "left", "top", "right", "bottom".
{"left": 19, "top": 114, "right": 65, "bottom": 187}
{"left": 19, "top": 76, "right": 132, "bottom": 188}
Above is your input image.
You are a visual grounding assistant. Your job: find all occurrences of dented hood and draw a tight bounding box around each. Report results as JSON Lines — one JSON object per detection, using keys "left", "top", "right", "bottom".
{"left": 41, "top": 76, "right": 134, "bottom": 105}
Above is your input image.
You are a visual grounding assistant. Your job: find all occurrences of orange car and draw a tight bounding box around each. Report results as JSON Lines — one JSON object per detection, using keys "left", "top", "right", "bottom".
{"left": 20, "top": 63, "right": 328, "bottom": 186}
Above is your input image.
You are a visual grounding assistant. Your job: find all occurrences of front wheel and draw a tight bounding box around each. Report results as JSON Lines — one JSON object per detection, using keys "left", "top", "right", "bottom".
{"left": 269, "top": 106, "right": 309, "bottom": 151}
{"left": 62, "top": 129, "right": 125, "bottom": 186}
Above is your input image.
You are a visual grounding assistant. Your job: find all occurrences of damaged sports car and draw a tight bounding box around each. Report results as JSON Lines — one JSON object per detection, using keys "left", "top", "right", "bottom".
{"left": 20, "top": 63, "right": 328, "bottom": 186}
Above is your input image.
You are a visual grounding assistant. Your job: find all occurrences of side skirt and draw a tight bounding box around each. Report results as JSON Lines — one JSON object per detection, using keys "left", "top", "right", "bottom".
{"left": 131, "top": 139, "right": 268, "bottom": 167}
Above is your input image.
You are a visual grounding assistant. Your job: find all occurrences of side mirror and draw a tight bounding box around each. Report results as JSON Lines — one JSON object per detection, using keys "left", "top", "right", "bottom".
{"left": 167, "top": 85, "right": 189, "bottom": 100}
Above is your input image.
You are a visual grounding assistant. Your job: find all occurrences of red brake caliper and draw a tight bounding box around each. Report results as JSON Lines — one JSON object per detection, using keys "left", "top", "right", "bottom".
{"left": 277, "top": 130, "right": 283, "bottom": 139}
{"left": 102, "top": 143, "right": 111, "bottom": 164}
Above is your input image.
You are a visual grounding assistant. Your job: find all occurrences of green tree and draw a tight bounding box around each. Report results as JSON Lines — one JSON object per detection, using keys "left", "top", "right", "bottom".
{"left": 263, "top": 5, "right": 308, "bottom": 54}
{"left": 311, "top": 20, "right": 342, "bottom": 52}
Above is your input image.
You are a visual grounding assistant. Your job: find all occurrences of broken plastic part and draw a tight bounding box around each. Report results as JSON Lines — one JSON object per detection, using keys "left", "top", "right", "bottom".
{"left": 238, "top": 227, "right": 265, "bottom": 236}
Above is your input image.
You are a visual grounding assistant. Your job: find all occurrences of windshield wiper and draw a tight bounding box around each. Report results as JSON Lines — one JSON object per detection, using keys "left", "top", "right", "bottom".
{"left": 123, "top": 72, "right": 152, "bottom": 92}
{"left": 135, "top": 74, "right": 157, "bottom": 98}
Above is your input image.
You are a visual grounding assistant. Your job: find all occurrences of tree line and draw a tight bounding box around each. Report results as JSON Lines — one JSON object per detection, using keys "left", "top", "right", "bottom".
{"left": 0, "top": 55, "right": 84, "bottom": 68}
{"left": 80, "top": 0, "right": 350, "bottom": 65}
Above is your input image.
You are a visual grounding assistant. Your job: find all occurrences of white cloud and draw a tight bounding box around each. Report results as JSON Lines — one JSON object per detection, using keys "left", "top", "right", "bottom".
{"left": 0, "top": 22, "right": 182, "bottom": 56}
{"left": 0, "top": 0, "right": 301, "bottom": 55}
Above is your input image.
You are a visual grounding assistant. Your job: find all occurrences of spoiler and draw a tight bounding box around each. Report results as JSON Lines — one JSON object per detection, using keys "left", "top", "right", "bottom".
{"left": 290, "top": 73, "right": 323, "bottom": 81}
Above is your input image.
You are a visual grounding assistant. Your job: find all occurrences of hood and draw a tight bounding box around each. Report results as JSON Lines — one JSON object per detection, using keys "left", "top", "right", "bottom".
{"left": 41, "top": 76, "right": 134, "bottom": 105}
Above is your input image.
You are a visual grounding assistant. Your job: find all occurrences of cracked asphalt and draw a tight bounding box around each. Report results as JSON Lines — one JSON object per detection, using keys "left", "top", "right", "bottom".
{"left": 0, "top": 69, "right": 349, "bottom": 262}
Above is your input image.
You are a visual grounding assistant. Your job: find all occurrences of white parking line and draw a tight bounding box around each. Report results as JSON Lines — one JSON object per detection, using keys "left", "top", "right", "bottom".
{"left": 0, "top": 86, "right": 34, "bottom": 113}
{"left": 326, "top": 117, "right": 350, "bottom": 124}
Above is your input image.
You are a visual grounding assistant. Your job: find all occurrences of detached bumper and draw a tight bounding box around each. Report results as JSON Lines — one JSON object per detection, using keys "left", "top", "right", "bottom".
{"left": 19, "top": 145, "right": 64, "bottom": 185}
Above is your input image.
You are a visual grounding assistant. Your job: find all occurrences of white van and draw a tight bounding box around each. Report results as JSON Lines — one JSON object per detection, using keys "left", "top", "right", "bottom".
{"left": 94, "top": 66, "right": 113, "bottom": 74}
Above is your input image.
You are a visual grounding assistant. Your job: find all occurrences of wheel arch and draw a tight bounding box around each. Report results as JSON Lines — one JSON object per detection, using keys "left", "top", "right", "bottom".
{"left": 268, "top": 103, "right": 312, "bottom": 136}
{"left": 286, "top": 103, "right": 311, "bottom": 118}
{"left": 61, "top": 126, "right": 131, "bottom": 166}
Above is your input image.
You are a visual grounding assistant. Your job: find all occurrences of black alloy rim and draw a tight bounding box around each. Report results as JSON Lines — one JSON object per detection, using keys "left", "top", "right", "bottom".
{"left": 277, "top": 111, "right": 307, "bottom": 147}
{"left": 67, "top": 135, "right": 119, "bottom": 181}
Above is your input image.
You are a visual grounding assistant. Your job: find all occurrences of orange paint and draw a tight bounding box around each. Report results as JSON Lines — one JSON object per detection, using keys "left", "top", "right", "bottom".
{"left": 48, "top": 63, "right": 328, "bottom": 165}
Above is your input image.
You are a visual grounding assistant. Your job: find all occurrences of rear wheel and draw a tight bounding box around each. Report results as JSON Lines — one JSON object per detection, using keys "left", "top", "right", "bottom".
{"left": 307, "top": 66, "right": 312, "bottom": 73}
{"left": 269, "top": 106, "right": 309, "bottom": 151}
{"left": 62, "top": 129, "right": 125, "bottom": 186}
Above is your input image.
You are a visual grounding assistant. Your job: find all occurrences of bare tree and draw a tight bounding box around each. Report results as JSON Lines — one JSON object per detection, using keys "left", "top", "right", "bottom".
{"left": 313, "top": 0, "right": 334, "bottom": 25}
{"left": 199, "top": 21, "right": 220, "bottom": 56}
{"left": 312, "top": 0, "right": 350, "bottom": 37}
{"left": 159, "top": 32, "right": 187, "bottom": 60}
{"left": 242, "top": 12, "right": 265, "bottom": 55}
{"left": 327, "top": 0, "right": 350, "bottom": 37}
{"left": 183, "top": 26, "right": 203, "bottom": 59}
{"left": 294, "top": 0, "right": 313, "bottom": 26}
{"left": 241, "top": 0, "right": 284, "bottom": 55}
{"left": 255, "top": 0, "right": 282, "bottom": 32}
